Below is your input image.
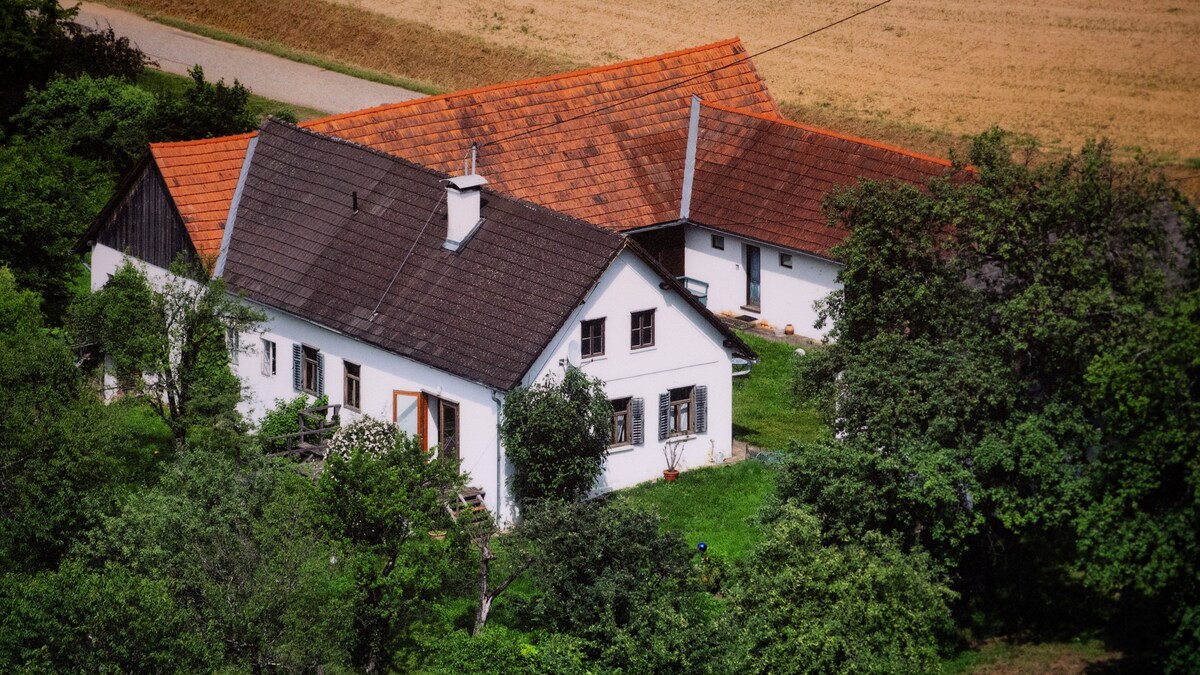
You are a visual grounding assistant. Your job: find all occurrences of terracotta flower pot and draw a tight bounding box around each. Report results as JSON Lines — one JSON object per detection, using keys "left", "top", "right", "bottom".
{"left": 784, "top": 323, "right": 795, "bottom": 335}
{"left": 663, "top": 469, "right": 680, "bottom": 482}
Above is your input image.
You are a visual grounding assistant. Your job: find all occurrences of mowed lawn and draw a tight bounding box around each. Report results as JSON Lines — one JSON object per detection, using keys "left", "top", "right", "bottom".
{"left": 732, "top": 331, "right": 827, "bottom": 451}
{"left": 611, "top": 330, "right": 827, "bottom": 560}
{"left": 614, "top": 460, "right": 775, "bottom": 561}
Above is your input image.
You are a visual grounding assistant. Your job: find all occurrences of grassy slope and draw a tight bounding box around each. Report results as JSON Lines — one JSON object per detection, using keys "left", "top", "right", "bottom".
{"left": 732, "top": 331, "right": 826, "bottom": 451}
{"left": 614, "top": 460, "right": 775, "bottom": 561}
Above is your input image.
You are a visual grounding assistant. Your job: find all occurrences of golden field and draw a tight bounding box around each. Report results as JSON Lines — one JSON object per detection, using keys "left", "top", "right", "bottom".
{"left": 105, "top": 0, "right": 1200, "bottom": 164}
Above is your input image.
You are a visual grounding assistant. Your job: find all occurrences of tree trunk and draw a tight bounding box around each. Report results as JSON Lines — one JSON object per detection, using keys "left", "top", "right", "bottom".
{"left": 473, "top": 539, "right": 494, "bottom": 636}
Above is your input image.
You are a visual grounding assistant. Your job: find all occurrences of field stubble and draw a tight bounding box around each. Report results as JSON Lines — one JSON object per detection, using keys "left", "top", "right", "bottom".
{"left": 105, "top": 0, "right": 1200, "bottom": 185}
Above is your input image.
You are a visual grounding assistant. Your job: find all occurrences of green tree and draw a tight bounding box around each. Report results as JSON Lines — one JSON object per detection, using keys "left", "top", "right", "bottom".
{"left": 0, "top": 137, "right": 112, "bottom": 322}
{"left": 11, "top": 73, "right": 157, "bottom": 172}
{"left": 0, "top": 0, "right": 147, "bottom": 122}
{"left": 511, "top": 500, "right": 726, "bottom": 672}
{"left": 0, "top": 268, "right": 162, "bottom": 570}
{"left": 70, "top": 261, "right": 263, "bottom": 444}
{"left": 152, "top": 64, "right": 257, "bottom": 141}
{"left": 319, "top": 420, "right": 467, "bottom": 671}
{"left": 72, "top": 445, "right": 357, "bottom": 671}
{"left": 795, "top": 128, "right": 1198, "bottom": 644}
{"left": 728, "top": 504, "right": 954, "bottom": 674}
{"left": 1078, "top": 289, "right": 1200, "bottom": 670}
{"left": 501, "top": 367, "right": 612, "bottom": 508}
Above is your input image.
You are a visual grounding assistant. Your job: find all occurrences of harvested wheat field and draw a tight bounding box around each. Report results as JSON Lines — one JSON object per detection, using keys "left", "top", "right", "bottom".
{"left": 107, "top": 0, "right": 1200, "bottom": 162}
{"left": 340, "top": 0, "right": 1200, "bottom": 158}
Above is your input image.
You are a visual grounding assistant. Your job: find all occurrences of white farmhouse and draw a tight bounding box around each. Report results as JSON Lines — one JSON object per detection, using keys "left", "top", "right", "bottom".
{"left": 85, "top": 40, "right": 961, "bottom": 341}
{"left": 85, "top": 120, "right": 755, "bottom": 521}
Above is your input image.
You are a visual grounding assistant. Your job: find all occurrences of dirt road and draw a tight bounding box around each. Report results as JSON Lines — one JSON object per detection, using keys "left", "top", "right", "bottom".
{"left": 75, "top": 2, "right": 424, "bottom": 114}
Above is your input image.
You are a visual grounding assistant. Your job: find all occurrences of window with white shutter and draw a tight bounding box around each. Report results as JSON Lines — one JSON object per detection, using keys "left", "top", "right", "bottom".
{"left": 694, "top": 385, "right": 708, "bottom": 434}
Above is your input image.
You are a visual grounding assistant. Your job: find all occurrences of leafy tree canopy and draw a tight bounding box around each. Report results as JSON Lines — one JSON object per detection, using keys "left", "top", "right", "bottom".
{"left": 11, "top": 73, "right": 157, "bottom": 172}
{"left": 69, "top": 261, "right": 263, "bottom": 444}
{"left": 0, "top": 137, "right": 111, "bottom": 322}
{"left": 501, "top": 367, "right": 612, "bottom": 508}
{"left": 794, "top": 129, "right": 1198, "bottom": 658}
{"left": 0, "top": 0, "right": 147, "bottom": 123}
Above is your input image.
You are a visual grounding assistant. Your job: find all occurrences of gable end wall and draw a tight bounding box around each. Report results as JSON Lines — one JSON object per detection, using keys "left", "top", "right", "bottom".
{"left": 96, "top": 164, "right": 195, "bottom": 270}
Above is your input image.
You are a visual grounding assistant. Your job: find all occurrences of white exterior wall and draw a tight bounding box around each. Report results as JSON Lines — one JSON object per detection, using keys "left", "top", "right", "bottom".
{"left": 230, "top": 308, "right": 507, "bottom": 516}
{"left": 91, "top": 242, "right": 170, "bottom": 290}
{"left": 90, "top": 243, "right": 740, "bottom": 520}
{"left": 527, "top": 250, "right": 738, "bottom": 495}
{"left": 683, "top": 225, "right": 842, "bottom": 339}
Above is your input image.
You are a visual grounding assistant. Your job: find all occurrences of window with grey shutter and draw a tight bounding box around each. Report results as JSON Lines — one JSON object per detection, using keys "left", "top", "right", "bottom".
{"left": 292, "top": 344, "right": 302, "bottom": 390}
{"left": 695, "top": 385, "right": 708, "bottom": 434}
{"left": 631, "top": 397, "right": 644, "bottom": 445}
{"left": 658, "top": 392, "right": 669, "bottom": 441}
{"left": 316, "top": 353, "right": 325, "bottom": 396}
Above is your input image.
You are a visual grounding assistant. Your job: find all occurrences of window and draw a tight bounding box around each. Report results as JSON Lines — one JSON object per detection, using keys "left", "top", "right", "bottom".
{"left": 668, "top": 386, "right": 694, "bottom": 436}
{"left": 581, "top": 317, "right": 605, "bottom": 358}
{"left": 711, "top": 234, "right": 725, "bottom": 250}
{"left": 630, "top": 309, "right": 655, "bottom": 349}
{"left": 301, "top": 345, "right": 321, "bottom": 395}
{"left": 611, "top": 397, "right": 631, "bottom": 446}
{"left": 226, "top": 329, "right": 239, "bottom": 364}
{"left": 261, "top": 339, "right": 277, "bottom": 376}
{"left": 779, "top": 252, "right": 793, "bottom": 269}
{"left": 438, "top": 399, "right": 460, "bottom": 463}
{"left": 344, "top": 361, "right": 361, "bottom": 411}
{"left": 657, "top": 385, "right": 707, "bottom": 441}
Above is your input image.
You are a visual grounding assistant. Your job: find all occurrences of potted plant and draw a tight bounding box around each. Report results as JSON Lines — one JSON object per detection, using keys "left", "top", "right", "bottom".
{"left": 662, "top": 439, "right": 685, "bottom": 481}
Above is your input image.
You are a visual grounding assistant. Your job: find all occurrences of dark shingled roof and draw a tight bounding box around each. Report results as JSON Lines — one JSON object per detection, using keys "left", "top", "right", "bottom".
{"left": 221, "top": 120, "right": 753, "bottom": 390}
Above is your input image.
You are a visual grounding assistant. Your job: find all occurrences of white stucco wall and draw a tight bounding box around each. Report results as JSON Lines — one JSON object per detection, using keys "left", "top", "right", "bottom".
{"left": 230, "top": 306, "right": 510, "bottom": 516}
{"left": 90, "top": 243, "right": 741, "bottom": 521}
{"left": 528, "top": 250, "right": 739, "bottom": 496}
{"left": 683, "top": 225, "right": 842, "bottom": 339}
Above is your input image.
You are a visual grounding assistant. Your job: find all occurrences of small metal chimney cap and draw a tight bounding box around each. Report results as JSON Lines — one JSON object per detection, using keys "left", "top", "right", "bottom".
{"left": 446, "top": 174, "right": 488, "bottom": 191}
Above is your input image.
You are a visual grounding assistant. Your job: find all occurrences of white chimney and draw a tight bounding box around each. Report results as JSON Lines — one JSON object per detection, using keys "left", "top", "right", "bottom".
{"left": 444, "top": 174, "right": 487, "bottom": 251}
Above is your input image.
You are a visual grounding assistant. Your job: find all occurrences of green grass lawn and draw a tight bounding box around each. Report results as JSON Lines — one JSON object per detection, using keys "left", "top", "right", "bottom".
{"left": 613, "top": 460, "right": 776, "bottom": 561}
{"left": 136, "top": 68, "right": 329, "bottom": 121}
{"left": 733, "top": 330, "right": 827, "bottom": 451}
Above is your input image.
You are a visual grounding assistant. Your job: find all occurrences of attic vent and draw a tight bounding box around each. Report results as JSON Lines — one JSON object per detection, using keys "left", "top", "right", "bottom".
{"left": 352, "top": 191, "right": 358, "bottom": 213}
{"left": 444, "top": 174, "right": 487, "bottom": 252}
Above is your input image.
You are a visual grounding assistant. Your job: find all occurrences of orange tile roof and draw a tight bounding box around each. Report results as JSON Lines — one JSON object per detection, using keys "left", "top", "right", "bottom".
{"left": 150, "top": 133, "right": 255, "bottom": 259}
{"left": 147, "top": 38, "right": 778, "bottom": 258}
{"left": 688, "top": 101, "right": 958, "bottom": 259}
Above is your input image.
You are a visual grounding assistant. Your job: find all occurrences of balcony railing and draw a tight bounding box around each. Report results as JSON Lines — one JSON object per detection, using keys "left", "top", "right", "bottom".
{"left": 675, "top": 276, "right": 709, "bottom": 306}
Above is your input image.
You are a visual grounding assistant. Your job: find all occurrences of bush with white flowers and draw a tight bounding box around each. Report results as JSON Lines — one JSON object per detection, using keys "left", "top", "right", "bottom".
{"left": 328, "top": 415, "right": 400, "bottom": 459}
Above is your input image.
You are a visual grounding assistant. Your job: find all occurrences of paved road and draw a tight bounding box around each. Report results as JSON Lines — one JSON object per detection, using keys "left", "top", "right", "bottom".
{"left": 75, "top": 3, "right": 425, "bottom": 114}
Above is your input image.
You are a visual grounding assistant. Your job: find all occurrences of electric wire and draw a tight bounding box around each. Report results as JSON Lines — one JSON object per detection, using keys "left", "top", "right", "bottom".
{"left": 478, "top": 0, "right": 894, "bottom": 152}
{"left": 369, "top": 191, "right": 447, "bottom": 321}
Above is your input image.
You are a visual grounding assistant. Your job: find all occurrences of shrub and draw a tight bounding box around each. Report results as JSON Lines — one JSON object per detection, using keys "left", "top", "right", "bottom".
{"left": 258, "top": 393, "right": 326, "bottom": 450}
{"left": 501, "top": 367, "right": 611, "bottom": 508}
{"left": 728, "top": 505, "right": 955, "bottom": 674}
{"left": 327, "top": 415, "right": 399, "bottom": 459}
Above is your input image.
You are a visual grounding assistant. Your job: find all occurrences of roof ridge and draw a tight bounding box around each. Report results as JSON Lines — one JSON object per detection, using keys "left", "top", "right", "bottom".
{"left": 300, "top": 37, "right": 747, "bottom": 130}
{"left": 149, "top": 131, "right": 258, "bottom": 151}
{"left": 700, "top": 100, "right": 954, "bottom": 168}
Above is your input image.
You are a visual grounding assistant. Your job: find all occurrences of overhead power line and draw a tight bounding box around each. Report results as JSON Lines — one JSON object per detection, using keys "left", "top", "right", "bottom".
{"left": 480, "top": 0, "right": 895, "bottom": 151}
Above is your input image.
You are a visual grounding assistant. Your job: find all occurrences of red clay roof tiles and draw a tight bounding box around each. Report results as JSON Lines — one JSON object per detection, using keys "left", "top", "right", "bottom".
{"left": 149, "top": 39, "right": 777, "bottom": 259}
{"left": 145, "top": 39, "right": 959, "bottom": 265}
{"left": 688, "top": 101, "right": 957, "bottom": 259}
